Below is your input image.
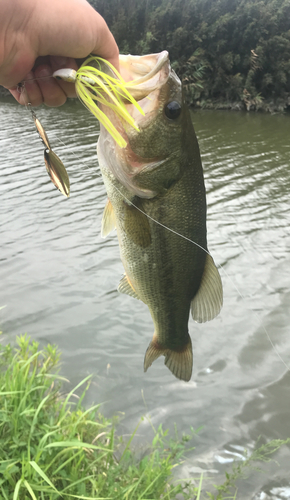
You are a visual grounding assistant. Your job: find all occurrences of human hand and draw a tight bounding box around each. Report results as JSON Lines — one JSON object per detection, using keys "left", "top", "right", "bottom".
{"left": 0, "top": 0, "right": 119, "bottom": 107}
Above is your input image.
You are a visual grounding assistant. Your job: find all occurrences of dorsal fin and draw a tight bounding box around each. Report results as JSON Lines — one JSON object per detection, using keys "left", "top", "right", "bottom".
{"left": 101, "top": 199, "right": 116, "bottom": 238}
{"left": 191, "top": 254, "right": 223, "bottom": 323}
{"left": 118, "top": 274, "right": 140, "bottom": 300}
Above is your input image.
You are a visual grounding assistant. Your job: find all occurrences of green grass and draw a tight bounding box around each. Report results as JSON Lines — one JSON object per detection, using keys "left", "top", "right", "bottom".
{"left": 207, "top": 437, "right": 290, "bottom": 500}
{"left": 0, "top": 333, "right": 288, "bottom": 500}
{"left": 0, "top": 335, "right": 200, "bottom": 500}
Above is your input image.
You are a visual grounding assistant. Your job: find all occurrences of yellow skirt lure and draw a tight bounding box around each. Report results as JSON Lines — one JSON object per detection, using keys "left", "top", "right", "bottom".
{"left": 53, "top": 56, "right": 144, "bottom": 148}
{"left": 19, "top": 56, "right": 143, "bottom": 198}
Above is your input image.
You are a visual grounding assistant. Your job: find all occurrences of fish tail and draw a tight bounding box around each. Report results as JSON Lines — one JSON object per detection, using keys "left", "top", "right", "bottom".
{"left": 144, "top": 334, "right": 193, "bottom": 382}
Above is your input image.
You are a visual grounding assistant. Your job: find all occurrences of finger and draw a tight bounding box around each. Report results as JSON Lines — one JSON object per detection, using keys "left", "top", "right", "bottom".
{"left": 49, "top": 56, "right": 78, "bottom": 98}
{"left": 90, "top": 14, "right": 119, "bottom": 71}
{"left": 0, "top": 51, "right": 35, "bottom": 89}
{"left": 34, "top": 64, "right": 67, "bottom": 107}
{"left": 36, "top": 1, "right": 119, "bottom": 72}
{"left": 8, "top": 71, "right": 43, "bottom": 106}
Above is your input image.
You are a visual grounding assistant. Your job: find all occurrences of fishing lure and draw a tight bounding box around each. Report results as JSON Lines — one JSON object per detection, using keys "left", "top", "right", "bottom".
{"left": 32, "top": 109, "right": 70, "bottom": 197}
{"left": 19, "top": 56, "right": 144, "bottom": 197}
{"left": 18, "top": 83, "right": 70, "bottom": 197}
{"left": 53, "top": 55, "right": 145, "bottom": 148}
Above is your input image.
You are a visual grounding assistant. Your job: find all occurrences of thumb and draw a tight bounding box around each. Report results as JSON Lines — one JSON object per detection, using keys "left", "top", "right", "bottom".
{"left": 35, "top": 0, "right": 119, "bottom": 71}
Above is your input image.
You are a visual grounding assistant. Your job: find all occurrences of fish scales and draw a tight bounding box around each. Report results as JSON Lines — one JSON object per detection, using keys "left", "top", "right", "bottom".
{"left": 98, "top": 51, "right": 223, "bottom": 382}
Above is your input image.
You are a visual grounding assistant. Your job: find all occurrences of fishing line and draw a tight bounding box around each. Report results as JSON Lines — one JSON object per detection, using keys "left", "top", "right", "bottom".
{"left": 53, "top": 101, "right": 289, "bottom": 374}
{"left": 18, "top": 77, "right": 290, "bottom": 372}
{"left": 21, "top": 75, "right": 56, "bottom": 84}
{"left": 109, "top": 181, "right": 290, "bottom": 372}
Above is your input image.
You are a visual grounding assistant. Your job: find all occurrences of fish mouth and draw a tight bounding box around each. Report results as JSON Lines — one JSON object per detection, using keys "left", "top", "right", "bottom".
{"left": 120, "top": 51, "right": 170, "bottom": 99}
{"left": 97, "top": 52, "right": 175, "bottom": 198}
{"left": 118, "top": 51, "right": 171, "bottom": 129}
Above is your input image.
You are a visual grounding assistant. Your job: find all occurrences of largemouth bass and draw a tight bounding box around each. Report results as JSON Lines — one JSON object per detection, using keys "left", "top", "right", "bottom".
{"left": 97, "top": 51, "right": 223, "bottom": 382}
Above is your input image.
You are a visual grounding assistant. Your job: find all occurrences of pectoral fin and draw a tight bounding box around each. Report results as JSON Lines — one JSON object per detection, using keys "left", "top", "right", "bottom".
{"left": 144, "top": 334, "right": 193, "bottom": 382}
{"left": 123, "top": 201, "right": 151, "bottom": 248}
{"left": 118, "top": 274, "right": 140, "bottom": 300}
{"left": 191, "top": 254, "right": 223, "bottom": 323}
{"left": 101, "top": 199, "right": 116, "bottom": 238}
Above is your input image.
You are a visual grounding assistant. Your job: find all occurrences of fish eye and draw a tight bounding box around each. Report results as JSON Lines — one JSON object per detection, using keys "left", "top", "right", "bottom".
{"left": 164, "top": 101, "right": 182, "bottom": 120}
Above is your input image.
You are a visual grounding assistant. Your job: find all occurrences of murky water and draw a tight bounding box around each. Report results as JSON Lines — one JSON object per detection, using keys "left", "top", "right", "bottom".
{"left": 1, "top": 98, "right": 290, "bottom": 499}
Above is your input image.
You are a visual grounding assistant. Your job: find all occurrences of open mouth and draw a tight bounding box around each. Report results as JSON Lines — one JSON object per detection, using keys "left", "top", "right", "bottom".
{"left": 120, "top": 51, "right": 170, "bottom": 101}
{"left": 119, "top": 51, "right": 171, "bottom": 127}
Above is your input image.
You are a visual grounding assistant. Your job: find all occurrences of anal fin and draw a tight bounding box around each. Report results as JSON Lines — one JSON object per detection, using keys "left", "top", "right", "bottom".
{"left": 191, "top": 254, "right": 223, "bottom": 323}
{"left": 144, "top": 334, "right": 193, "bottom": 382}
{"left": 101, "top": 199, "right": 116, "bottom": 238}
{"left": 118, "top": 274, "right": 140, "bottom": 301}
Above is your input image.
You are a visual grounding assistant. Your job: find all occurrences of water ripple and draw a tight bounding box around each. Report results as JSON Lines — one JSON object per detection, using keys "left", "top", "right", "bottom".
{"left": 1, "top": 103, "right": 290, "bottom": 497}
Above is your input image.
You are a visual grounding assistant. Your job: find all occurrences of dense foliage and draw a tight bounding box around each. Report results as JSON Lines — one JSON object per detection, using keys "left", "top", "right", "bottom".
{"left": 91, "top": 0, "right": 290, "bottom": 108}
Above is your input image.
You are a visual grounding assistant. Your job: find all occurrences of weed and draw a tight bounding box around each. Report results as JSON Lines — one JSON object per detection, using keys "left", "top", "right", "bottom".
{"left": 0, "top": 334, "right": 288, "bottom": 500}
{"left": 207, "top": 439, "right": 290, "bottom": 500}
{"left": 0, "top": 335, "right": 200, "bottom": 500}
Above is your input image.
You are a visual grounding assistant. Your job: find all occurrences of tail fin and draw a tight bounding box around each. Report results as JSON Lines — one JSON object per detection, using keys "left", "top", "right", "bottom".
{"left": 144, "top": 335, "right": 193, "bottom": 382}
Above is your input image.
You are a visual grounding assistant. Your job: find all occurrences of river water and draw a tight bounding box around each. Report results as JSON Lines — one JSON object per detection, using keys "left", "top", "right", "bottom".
{"left": 0, "top": 98, "right": 290, "bottom": 499}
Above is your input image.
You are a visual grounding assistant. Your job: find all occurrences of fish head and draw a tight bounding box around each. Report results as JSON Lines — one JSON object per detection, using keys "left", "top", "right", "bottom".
{"left": 97, "top": 51, "right": 192, "bottom": 198}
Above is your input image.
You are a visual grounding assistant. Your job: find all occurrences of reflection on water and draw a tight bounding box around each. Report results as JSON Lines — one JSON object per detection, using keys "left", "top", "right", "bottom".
{"left": 1, "top": 99, "right": 290, "bottom": 499}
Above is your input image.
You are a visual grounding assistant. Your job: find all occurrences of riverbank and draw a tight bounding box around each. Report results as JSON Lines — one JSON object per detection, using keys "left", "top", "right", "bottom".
{"left": 0, "top": 334, "right": 201, "bottom": 500}
{"left": 192, "top": 96, "right": 290, "bottom": 114}
{"left": 1, "top": 334, "right": 289, "bottom": 499}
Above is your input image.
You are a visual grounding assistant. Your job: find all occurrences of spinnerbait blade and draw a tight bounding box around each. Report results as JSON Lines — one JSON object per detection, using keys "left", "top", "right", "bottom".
{"left": 17, "top": 81, "right": 70, "bottom": 197}
{"left": 44, "top": 149, "right": 70, "bottom": 197}
{"left": 29, "top": 103, "right": 70, "bottom": 196}
{"left": 31, "top": 110, "right": 51, "bottom": 150}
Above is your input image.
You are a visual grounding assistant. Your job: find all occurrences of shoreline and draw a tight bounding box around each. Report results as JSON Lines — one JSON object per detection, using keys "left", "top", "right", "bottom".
{"left": 191, "top": 96, "right": 290, "bottom": 114}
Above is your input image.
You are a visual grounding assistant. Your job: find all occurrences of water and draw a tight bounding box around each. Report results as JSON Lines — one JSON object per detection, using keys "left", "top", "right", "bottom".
{"left": 1, "top": 99, "right": 290, "bottom": 498}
